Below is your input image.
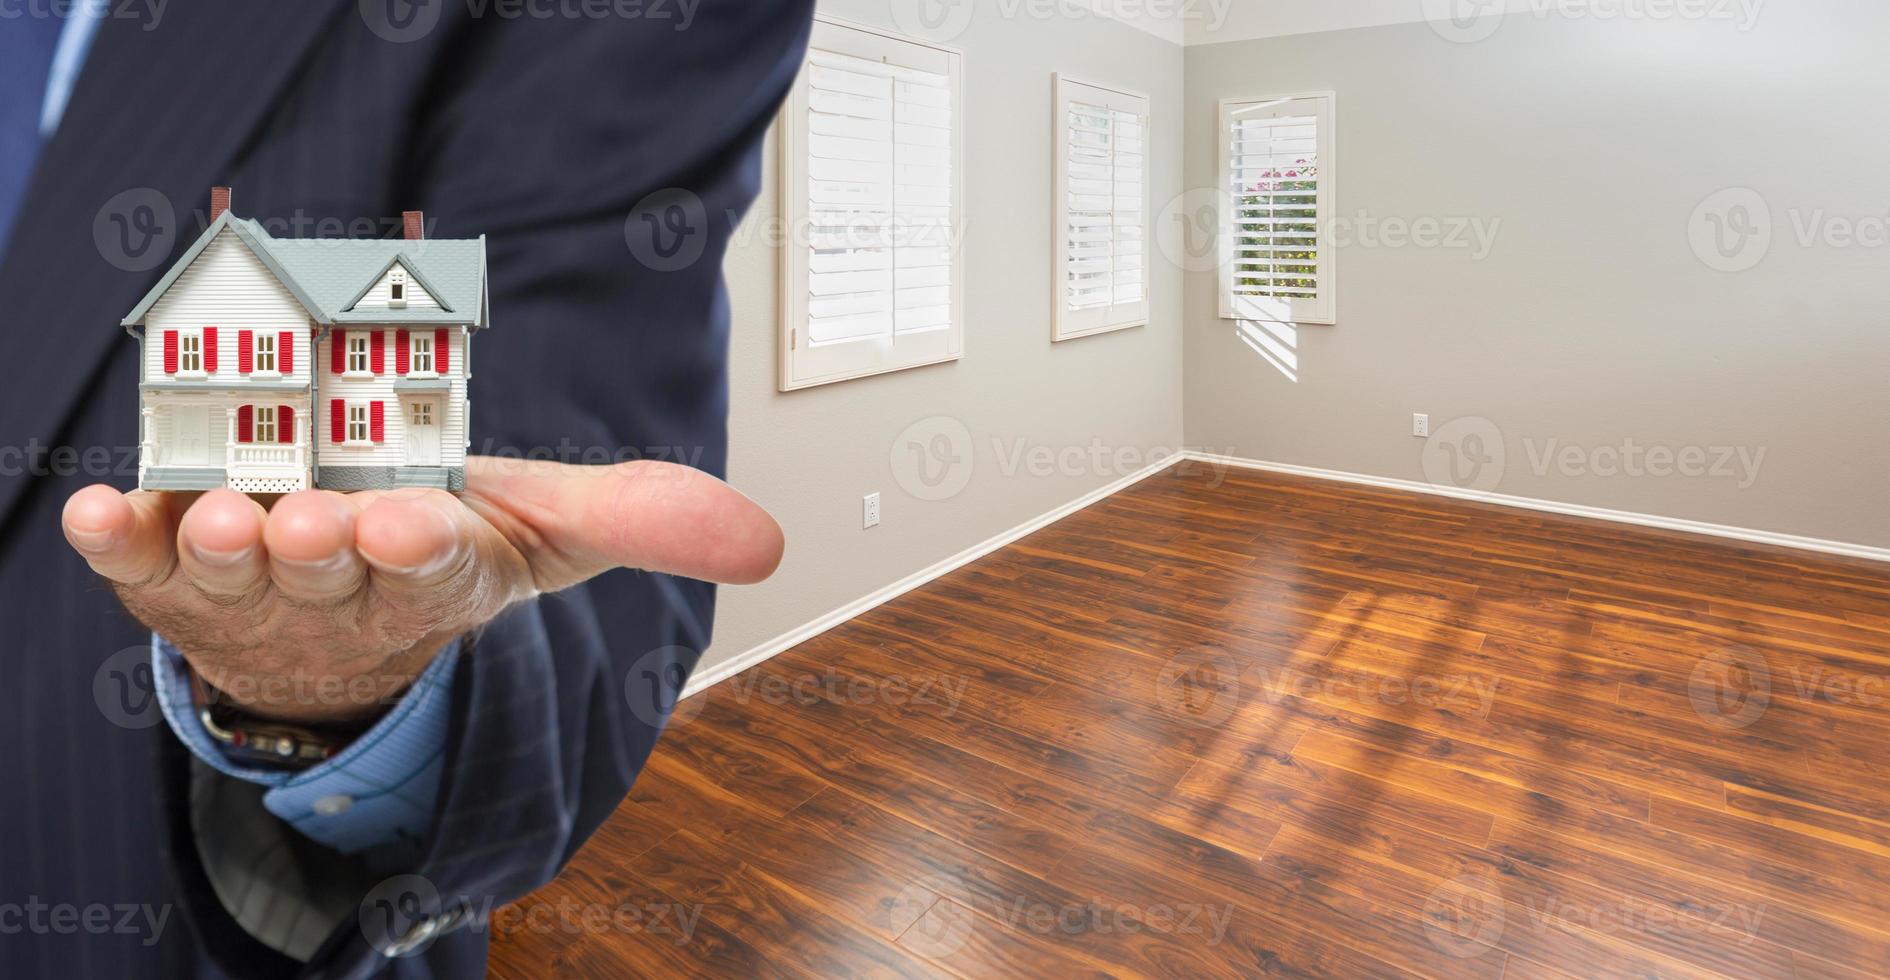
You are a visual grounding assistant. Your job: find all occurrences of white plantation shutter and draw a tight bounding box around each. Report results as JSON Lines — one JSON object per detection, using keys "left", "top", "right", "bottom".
{"left": 1220, "top": 94, "right": 1335, "bottom": 325}
{"left": 781, "top": 21, "right": 963, "bottom": 390}
{"left": 1053, "top": 76, "right": 1150, "bottom": 341}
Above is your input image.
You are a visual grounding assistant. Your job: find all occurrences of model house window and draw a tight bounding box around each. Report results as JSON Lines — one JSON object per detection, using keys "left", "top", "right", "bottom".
{"left": 410, "top": 333, "right": 434, "bottom": 373}
{"left": 347, "top": 403, "right": 370, "bottom": 443}
{"left": 254, "top": 333, "right": 276, "bottom": 373}
{"left": 253, "top": 405, "right": 276, "bottom": 443}
{"left": 178, "top": 333, "right": 202, "bottom": 373}
{"left": 1053, "top": 75, "right": 1149, "bottom": 341}
{"left": 347, "top": 334, "right": 370, "bottom": 374}
{"left": 1220, "top": 93, "right": 1335, "bottom": 325}
{"left": 778, "top": 19, "right": 963, "bottom": 390}
{"left": 389, "top": 269, "right": 407, "bottom": 307}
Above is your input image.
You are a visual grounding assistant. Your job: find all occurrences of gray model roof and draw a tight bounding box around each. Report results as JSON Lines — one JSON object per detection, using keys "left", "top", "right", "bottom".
{"left": 121, "top": 211, "right": 488, "bottom": 328}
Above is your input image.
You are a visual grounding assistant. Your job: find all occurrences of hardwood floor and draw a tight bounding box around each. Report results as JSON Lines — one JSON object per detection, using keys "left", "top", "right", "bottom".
{"left": 487, "top": 463, "right": 1890, "bottom": 978}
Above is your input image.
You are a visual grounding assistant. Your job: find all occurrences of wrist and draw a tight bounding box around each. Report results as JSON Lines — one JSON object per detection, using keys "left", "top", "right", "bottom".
{"left": 186, "top": 635, "right": 452, "bottom": 726}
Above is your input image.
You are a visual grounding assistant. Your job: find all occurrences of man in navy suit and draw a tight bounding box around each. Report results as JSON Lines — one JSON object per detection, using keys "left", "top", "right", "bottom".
{"left": 0, "top": 1, "right": 813, "bottom": 975}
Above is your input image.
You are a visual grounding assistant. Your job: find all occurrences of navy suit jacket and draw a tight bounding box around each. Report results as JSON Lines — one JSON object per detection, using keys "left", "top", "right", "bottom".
{"left": 0, "top": 2, "right": 812, "bottom": 975}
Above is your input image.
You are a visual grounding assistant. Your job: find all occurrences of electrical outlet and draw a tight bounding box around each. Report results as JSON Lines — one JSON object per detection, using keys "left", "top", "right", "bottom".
{"left": 863, "top": 492, "right": 880, "bottom": 529}
{"left": 1413, "top": 413, "right": 1430, "bottom": 438}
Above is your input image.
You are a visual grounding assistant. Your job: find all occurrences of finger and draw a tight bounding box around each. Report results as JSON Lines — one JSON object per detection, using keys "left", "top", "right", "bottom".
{"left": 63, "top": 485, "right": 180, "bottom": 587}
{"left": 263, "top": 490, "right": 366, "bottom": 601}
{"left": 465, "top": 457, "right": 784, "bottom": 589}
{"left": 175, "top": 489, "right": 271, "bottom": 598}
{"left": 356, "top": 488, "right": 516, "bottom": 613}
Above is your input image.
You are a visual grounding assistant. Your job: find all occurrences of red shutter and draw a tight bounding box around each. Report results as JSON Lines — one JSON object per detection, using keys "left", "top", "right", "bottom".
{"left": 278, "top": 405, "right": 294, "bottom": 444}
{"left": 369, "top": 401, "right": 385, "bottom": 442}
{"left": 435, "top": 328, "right": 449, "bottom": 373}
{"left": 330, "top": 399, "right": 345, "bottom": 443}
{"left": 237, "top": 329, "right": 253, "bottom": 374}
{"left": 395, "top": 329, "right": 410, "bottom": 375}
{"left": 162, "top": 331, "right": 178, "bottom": 373}
{"left": 332, "top": 329, "right": 346, "bottom": 374}
{"left": 279, "top": 331, "right": 294, "bottom": 373}
{"left": 236, "top": 405, "right": 253, "bottom": 443}
{"left": 370, "top": 331, "right": 385, "bottom": 374}
{"left": 203, "top": 327, "right": 218, "bottom": 373}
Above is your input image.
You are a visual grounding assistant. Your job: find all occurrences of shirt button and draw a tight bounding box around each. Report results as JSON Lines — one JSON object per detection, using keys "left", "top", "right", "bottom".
{"left": 311, "top": 794, "right": 354, "bottom": 816}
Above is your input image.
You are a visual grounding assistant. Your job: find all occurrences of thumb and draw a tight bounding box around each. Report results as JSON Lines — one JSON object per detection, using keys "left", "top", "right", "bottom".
{"left": 464, "top": 456, "right": 784, "bottom": 590}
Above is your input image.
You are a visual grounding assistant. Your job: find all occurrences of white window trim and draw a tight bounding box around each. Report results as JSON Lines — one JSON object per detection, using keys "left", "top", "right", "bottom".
{"left": 777, "top": 16, "right": 966, "bottom": 391}
{"left": 1218, "top": 92, "right": 1336, "bottom": 326}
{"left": 253, "top": 405, "right": 277, "bottom": 444}
{"left": 176, "top": 330, "right": 205, "bottom": 378}
{"left": 1052, "top": 74, "right": 1151, "bottom": 342}
{"left": 344, "top": 402, "right": 372, "bottom": 446}
{"left": 252, "top": 332, "right": 280, "bottom": 377}
{"left": 344, "top": 334, "right": 372, "bottom": 377}
{"left": 410, "top": 333, "right": 435, "bottom": 376}
{"left": 389, "top": 268, "right": 408, "bottom": 308}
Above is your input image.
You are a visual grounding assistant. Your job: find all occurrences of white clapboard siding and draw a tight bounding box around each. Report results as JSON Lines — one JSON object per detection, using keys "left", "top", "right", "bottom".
{"left": 317, "top": 328, "right": 468, "bottom": 467}
{"left": 143, "top": 230, "right": 315, "bottom": 386}
{"left": 353, "top": 261, "right": 441, "bottom": 310}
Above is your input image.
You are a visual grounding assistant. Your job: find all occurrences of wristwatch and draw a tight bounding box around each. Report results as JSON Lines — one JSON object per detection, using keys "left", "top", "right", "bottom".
{"left": 187, "top": 666, "right": 374, "bottom": 770}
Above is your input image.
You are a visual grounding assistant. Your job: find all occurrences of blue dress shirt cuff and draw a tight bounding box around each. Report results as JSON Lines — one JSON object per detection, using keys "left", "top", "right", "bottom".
{"left": 151, "top": 634, "right": 463, "bottom": 855}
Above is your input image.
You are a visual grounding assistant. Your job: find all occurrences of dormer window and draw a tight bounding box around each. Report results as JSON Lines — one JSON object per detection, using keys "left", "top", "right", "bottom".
{"left": 389, "top": 269, "right": 407, "bottom": 308}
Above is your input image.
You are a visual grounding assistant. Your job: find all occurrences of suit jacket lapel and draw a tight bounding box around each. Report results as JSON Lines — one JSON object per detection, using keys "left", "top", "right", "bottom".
{"left": 0, "top": 0, "right": 350, "bottom": 526}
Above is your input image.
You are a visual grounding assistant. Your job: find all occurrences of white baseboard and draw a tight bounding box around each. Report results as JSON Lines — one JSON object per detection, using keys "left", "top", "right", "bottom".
{"left": 681, "top": 455, "right": 1177, "bottom": 699}
{"left": 1187, "top": 451, "right": 1890, "bottom": 565}
{"left": 684, "top": 448, "right": 1888, "bottom": 701}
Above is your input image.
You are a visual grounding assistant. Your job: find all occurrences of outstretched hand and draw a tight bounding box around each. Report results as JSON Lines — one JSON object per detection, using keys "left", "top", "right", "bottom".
{"left": 62, "top": 458, "right": 784, "bottom": 723}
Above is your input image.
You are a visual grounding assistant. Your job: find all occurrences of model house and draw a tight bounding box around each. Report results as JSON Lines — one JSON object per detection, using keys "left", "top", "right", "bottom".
{"left": 122, "top": 188, "right": 487, "bottom": 493}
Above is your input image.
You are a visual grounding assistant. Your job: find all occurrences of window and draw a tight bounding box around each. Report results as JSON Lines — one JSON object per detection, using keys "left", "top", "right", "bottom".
{"left": 346, "top": 403, "right": 370, "bottom": 443}
{"left": 410, "top": 333, "right": 433, "bottom": 374}
{"left": 389, "top": 269, "right": 407, "bottom": 307}
{"left": 1053, "top": 75, "right": 1150, "bottom": 341}
{"left": 254, "top": 333, "right": 276, "bottom": 373}
{"left": 1220, "top": 93, "right": 1335, "bottom": 325}
{"left": 410, "top": 402, "right": 432, "bottom": 427}
{"left": 179, "top": 332, "right": 202, "bottom": 373}
{"left": 253, "top": 405, "right": 276, "bottom": 443}
{"left": 779, "top": 19, "right": 963, "bottom": 390}
{"left": 347, "top": 334, "right": 370, "bottom": 374}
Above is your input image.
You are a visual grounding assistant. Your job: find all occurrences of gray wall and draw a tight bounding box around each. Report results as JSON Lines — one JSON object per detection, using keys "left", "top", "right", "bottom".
{"left": 1184, "top": 7, "right": 1890, "bottom": 549}
{"left": 708, "top": 2, "right": 1187, "bottom": 676}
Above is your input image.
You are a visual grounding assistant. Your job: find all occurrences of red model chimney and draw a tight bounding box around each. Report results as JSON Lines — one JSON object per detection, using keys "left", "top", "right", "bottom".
{"left": 210, "top": 186, "right": 231, "bottom": 222}
{"left": 402, "top": 210, "right": 425, "bottom": 241}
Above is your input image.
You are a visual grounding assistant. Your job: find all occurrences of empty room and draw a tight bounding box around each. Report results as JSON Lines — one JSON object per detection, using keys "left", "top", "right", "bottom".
{"left": 495, "top": 3, "right": 1887, "bottom": 977}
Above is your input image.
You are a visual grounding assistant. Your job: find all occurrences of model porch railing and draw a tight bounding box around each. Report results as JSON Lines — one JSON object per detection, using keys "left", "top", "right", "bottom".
{"left": 229, "top": 443, "right": 305, "bottom": 470}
